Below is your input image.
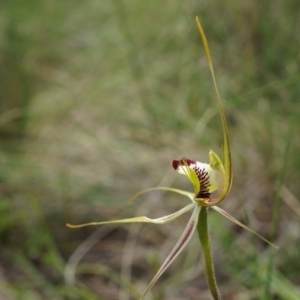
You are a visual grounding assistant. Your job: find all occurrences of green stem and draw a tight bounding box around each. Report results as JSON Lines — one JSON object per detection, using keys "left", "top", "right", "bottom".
{"left": 197, "top": 207, "right": 221, "bottom": 300}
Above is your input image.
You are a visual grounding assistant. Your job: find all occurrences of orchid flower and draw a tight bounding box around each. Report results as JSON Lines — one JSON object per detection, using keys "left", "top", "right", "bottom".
{"left": 67, "top": 17, "right": 277, "bottom": 300}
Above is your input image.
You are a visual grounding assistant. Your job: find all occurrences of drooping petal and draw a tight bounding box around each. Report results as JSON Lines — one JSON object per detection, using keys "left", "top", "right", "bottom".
{"left": 195, "top": 17, "right": 232, "bottom": 206}
{"left": 172, "top": 158, "right": 218, "bottom": 198}
{"left": 66, "top": 203, "right": 195, "bottom": 228}
{"left": 128, "top": 186, "right": 194, "bottom": 204}
{"left": 140, "top": 205, "right": 200, "bottom": 300}
{"left": 211, "top": 205, "right": 278, "bottom": 248}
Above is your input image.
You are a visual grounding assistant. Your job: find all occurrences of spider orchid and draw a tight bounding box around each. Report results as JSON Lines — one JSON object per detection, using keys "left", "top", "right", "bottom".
{"left": 67, "top": 17, "right": 277, "bottom": 300}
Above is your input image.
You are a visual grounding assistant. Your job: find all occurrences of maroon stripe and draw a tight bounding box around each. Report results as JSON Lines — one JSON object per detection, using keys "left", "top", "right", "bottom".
{"left": 218, "top": 208, "right": 231, "bottom": 218}
{"left": 160, "top": 221, "right": 195, "bottom": 273}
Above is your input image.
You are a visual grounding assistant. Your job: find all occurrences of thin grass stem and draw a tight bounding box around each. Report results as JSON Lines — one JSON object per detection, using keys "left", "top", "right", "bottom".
{"left": 263, "top": 117, "right": 295, "bottom": 299}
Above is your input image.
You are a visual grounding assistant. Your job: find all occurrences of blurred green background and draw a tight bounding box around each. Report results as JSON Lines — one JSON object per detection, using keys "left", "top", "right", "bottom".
{"left": 0, "top": 0, "right": 300, "bottom": 299}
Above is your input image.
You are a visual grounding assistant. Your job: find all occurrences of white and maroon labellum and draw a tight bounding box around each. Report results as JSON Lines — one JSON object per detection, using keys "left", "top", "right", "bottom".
{"left": 172, "top": 158, "right": 218, "bottom": 199}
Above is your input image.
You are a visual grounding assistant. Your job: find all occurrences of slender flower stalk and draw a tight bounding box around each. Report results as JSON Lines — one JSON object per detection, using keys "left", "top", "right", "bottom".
{"left": 67, "top": 17, "right": 278, "bottom": 300}
{"left": 197, "top": 207, "right": 220, "bottom": 300}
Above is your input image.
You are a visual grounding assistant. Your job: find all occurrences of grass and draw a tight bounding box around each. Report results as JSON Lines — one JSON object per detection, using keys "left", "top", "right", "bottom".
{"left": 0, "top": 0, "right": 300, "bottom": 299}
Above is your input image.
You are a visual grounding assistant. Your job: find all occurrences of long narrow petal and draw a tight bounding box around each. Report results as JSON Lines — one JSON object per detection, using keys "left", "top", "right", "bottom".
{"left": 66, "top": 203, "right": 195, "bottom": 228}
{"left": 140, "top": 206, "right": 200, "bottom": 300}
{"left": 211, "top": 206, "right": 278, "bottom": 248}
{"left": 195, "top": 17, "right": 232, "bottom": 205}
{"left": 128, "top": 186, "right": 194, "bottom": 203}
